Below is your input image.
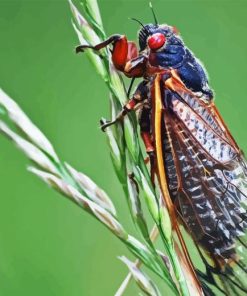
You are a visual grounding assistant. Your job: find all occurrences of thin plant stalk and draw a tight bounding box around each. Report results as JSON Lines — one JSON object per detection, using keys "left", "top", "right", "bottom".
{"left": 115, "top": 225, "right": 159, "bottom": 296}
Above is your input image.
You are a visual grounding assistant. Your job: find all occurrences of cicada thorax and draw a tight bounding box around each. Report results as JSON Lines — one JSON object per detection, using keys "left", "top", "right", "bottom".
{"left": 143, "top": 27, "right": 213, "bottom": 100}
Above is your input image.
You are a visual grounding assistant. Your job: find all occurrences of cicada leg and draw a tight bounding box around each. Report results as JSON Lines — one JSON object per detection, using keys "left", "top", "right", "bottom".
{"left": 139, "top": 107, "right": 156, "bottom": 185}
{"left": 100, "top": 81, "right": 156, "bottom": 181}
{"left": 100, "top": 81, "right": 148, "bottom": 130}
{"left": 76, "top": 34, "right": 147, "bottom": 77}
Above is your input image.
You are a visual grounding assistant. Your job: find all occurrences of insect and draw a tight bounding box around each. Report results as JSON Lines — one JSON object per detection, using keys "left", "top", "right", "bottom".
{"left": 76, "top": 6, "right": 247, "bottom": 296}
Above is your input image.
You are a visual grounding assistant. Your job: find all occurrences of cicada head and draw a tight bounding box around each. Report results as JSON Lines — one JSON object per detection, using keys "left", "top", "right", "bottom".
{"left": 138, "top": 24, "right": 180, "bottom": 52}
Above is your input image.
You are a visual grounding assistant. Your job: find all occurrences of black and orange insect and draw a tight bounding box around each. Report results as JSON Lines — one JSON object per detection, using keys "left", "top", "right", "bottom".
{"left": 76, "top": 7, "right": 247, "bottom": 296}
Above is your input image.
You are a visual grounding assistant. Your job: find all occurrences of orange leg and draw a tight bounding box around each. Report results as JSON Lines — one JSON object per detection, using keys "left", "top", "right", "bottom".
{"left": 76, "top": 34, "right": 146, "bottom": 77}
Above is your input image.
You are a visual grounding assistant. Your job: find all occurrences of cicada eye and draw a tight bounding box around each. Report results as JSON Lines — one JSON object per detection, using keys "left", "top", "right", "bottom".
{"left": 147, "top": 33, "right": 166, "bottom": 50}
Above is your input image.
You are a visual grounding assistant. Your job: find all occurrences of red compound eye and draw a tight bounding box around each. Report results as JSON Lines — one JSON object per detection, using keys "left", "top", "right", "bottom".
{"left": 148, "top": 33, "right": 166, "bottom": 50}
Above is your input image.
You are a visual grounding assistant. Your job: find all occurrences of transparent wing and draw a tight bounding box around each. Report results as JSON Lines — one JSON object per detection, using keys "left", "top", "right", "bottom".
{"left": 163, "top": 80, "right": 247, "bottom": 259}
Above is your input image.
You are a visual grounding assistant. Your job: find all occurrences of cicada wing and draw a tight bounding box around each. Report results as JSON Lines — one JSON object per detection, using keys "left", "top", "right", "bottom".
{"left": 164, "top": 111, "right": 247, "bottom": 248}
{"left": 162, "top": 79, "right": 247, "bottom": 292}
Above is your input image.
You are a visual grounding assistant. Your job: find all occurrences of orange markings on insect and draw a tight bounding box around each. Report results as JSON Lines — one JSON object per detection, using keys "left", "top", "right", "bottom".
{"left": 172, "top": 26, "right": 179, "bottom": 35}
{"left": 126, "top": 99, "right": 136, "bottom": 110}
{"left": 141, "top": 131, "right": 154, "bottom": 153}
{"left": 127, "top": 41, "right": 138, "bottom": 61}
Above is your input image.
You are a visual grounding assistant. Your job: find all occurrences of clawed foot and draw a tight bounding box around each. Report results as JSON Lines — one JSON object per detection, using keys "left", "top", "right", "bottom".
{"left": 75, "top": 45, "right": 89, "bottom": 54}
{"left": 76, "top": 45, "right": 104, "bottom": 59}
{"left": 100, "top": 119, "right": 116, "bottom": 132}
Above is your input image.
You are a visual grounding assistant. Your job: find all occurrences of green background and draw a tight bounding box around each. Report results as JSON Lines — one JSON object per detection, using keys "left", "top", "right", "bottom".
{"left": 0, "top": 0, "right": 247, "bottom": 295}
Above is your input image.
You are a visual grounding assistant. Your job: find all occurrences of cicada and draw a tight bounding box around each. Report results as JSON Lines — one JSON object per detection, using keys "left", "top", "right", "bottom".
{"left": 76, "top": 8, "right": 247, "bottom": 296}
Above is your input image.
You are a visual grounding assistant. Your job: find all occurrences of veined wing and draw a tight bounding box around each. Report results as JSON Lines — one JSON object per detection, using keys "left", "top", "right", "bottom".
{"left": 163, "top": 77, "right": 247, "bottom": 258}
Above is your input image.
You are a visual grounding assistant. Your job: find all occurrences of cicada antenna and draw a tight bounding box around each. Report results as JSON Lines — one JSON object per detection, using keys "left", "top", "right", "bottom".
{"left": 130, "top": 18, "right": 145, "bottom": 28}
{"left": 129, "top": 18, "right": 149, "bottom": 35}
{"left": 149, "top": 2, "right": 158, "bottom": 25}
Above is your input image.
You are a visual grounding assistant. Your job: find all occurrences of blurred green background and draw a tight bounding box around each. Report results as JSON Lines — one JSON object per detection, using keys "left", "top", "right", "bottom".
{"left": 0, "top": 0, "right": 247, "bottom": 295}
